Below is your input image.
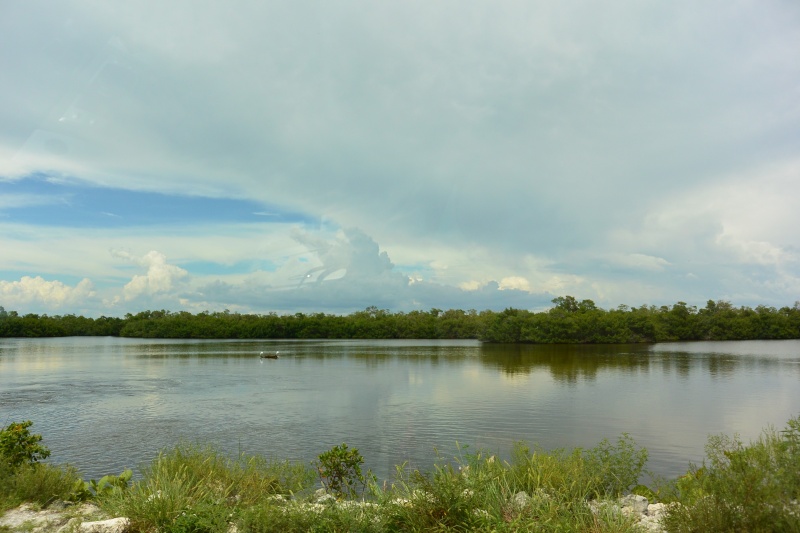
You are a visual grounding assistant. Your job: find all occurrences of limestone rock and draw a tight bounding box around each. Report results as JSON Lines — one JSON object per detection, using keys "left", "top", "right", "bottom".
{"left": 619, "top": 494, "right": 649, "bottom": 515}
{"left": 0, "top": 503, "right": 67, "bottom": 532}
{"left": 313, "top": 488, "right": 336, "bottom": 505}
{"left": 0, "top": 502, "right": 119, "bottom": 533}
{"left": 78, "top": 517, "right": 130, "bottom": 533}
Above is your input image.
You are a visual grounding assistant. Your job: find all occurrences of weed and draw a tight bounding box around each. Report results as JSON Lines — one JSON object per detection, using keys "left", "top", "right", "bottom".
{"left": 380, "top": 443, "right": 644, "bottom": 532}
{"left": 14, "top": 417, "right": 800, "bottom": 531}
{"left": 81, "top": 469, "right": 133, "bottom": 500}
{"left": 0, "top": 462, "right": 84, "bottom": 509}
{"left": 98, "top": 444, "right": 316, "bottom": 532}
{"left": 662, "top": 415, "right": 800, "bottom": 532}
{"left": 582, "top": 433, "right": 648, "bottom": 498}
{"left": 169, "top": 500, "right": 231, "bottom": 533}
{"left": 237, "top": 501, "right": 384, "bottom": 533}
{"left": 314, "top": 443, "right": 375, "bottom": 499}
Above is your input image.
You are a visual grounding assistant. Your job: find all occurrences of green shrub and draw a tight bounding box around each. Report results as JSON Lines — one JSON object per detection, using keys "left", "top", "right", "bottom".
{"left": 0, "top": 421, "right": 84, "bottom": 510}
{"left": 0, "top": 421, "right": 50, "bottom": 468}
{"left": 582, "top": 433, "right": 648, "bottom": 497}
{"left": 84, "top": 469, "right": 133, "bottom": 499}
{"left": 663, "top": 415, "right": 800, "bottom": 532}
{"left": 314, "top": 443, "right": 374, "bottom": 499}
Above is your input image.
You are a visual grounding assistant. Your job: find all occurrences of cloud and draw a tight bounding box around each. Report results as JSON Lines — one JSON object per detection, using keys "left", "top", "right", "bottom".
{"left": 597, "top": 159, "right": 800, "bottom": 305}
{"left": 193, "top": 228, "right": 410, "bottom": 312}
{"left": 191, "top": 230, "right": 554, "bottom": 314}
{"left": 604, "top": 253, "right": 671, "bottom": 272}
{"left": 499, "top": 276, "right": 531, "bottom": 292}
{"left": 1, "top": 1, "right": 799, "bottom": 315}
{"left": 291, "top": 227, "right": 396, "bottom": 283}
{"left": 112, "top": 250, "right": 189, "bottom": 302}
{"left": 0, "top": 276, "right": 95, "bottom": 309}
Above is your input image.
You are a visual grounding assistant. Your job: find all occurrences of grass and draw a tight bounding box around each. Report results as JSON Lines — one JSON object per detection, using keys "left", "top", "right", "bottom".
{"left": 658, "top": 416, "right": 800, "bottom": 532}
{"left": 378, "top": 440, "right": 646, "bottom": 532}
{"left": 98, "top": 443, "right": 315, "bottom": 532}
{"left": 92, "top": 439, "right": 650, "bottom": 532}
{"left": 0, "top": 461, "right": 84, "bottom": 511}
{"left": 3, "top": 416, "right": 800, "bottom": 532}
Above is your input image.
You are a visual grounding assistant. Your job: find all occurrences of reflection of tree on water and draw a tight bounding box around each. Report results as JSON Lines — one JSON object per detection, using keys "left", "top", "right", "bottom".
{"left": 479, "top": 343, "right": 795, "bottom": 383}
{"left": 118, "top": 340, "right": 799, "bottom": 382}
{"left": 479, "top": 344, "right": 654, "bottom": 384}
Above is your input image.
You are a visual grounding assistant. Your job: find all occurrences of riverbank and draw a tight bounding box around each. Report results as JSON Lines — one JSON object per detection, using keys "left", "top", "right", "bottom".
{"left": 3, "top": 415, "right": 800, "bottom": 531}
{"left": 0, "top": 493, "right": 671, "bottom": 533}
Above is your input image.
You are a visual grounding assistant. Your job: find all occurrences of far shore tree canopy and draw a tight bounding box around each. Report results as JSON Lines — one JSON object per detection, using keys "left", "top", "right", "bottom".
{"left": 1, "top": 298, "right": 799, "bottom": 344}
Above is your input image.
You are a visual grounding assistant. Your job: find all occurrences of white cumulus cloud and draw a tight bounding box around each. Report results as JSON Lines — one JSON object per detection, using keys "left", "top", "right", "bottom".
{"left": 112, "top": 250, "right": 189, "bottom": 301}
{"left": 500, "top": 276, "right": 531, "bottom": 291}
{"left": 0, "top": 276, "right": 95, "bottom": 308}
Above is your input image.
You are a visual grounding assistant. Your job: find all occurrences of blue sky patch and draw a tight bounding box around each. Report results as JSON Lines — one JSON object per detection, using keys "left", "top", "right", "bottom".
{"left": 0, "top": 174, "right": 311, "bottom": 227}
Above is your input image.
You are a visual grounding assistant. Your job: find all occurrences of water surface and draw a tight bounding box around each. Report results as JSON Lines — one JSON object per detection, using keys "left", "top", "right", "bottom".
{"left": 1, "top": 337, "right": 798, "bottom": 481}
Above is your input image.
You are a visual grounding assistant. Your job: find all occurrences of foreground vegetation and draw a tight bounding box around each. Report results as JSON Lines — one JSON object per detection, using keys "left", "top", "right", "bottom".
{"left": 3, "top": 416, "right": 800, "bottom": 532}
{"left": 2, "top": 296, "right": 800, "bottom": 343}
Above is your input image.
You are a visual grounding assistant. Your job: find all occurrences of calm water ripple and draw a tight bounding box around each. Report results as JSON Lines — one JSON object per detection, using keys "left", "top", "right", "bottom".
{"left": 2, "top": 337, "right": 799, "bottom": 482}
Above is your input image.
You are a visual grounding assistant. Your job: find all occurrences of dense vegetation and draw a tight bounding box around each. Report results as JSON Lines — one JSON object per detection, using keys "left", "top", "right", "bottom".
{"left": 3, "top": 417, "right": 800, "bottom": 532}
{"left": 2, "top": 296, "right": 800, "bottom": 343}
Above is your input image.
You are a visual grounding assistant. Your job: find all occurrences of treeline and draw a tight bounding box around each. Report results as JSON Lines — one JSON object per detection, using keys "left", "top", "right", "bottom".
{"left": 1, "top": 297, "right": 800, "bottom": 343}
{"left": 483, "top": 296, "right": 800, "bottom": 343}
{"left": 0, "top": 308, "right": 124, "bottom": 337}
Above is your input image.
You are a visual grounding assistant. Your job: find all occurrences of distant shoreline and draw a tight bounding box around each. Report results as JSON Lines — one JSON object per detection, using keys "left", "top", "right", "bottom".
{"left": 2, "top": 297, "right": 799, "bottom": 343}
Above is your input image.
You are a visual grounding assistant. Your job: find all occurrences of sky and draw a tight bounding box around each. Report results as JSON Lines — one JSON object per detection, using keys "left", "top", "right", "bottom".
{"left": 1, "top": 0, "right": 799, "bottom": 317}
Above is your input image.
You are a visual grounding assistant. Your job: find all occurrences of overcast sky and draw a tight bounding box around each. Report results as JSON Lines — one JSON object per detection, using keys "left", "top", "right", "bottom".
{"left": 1, "top": 0, "right": 799, "bottom": 317}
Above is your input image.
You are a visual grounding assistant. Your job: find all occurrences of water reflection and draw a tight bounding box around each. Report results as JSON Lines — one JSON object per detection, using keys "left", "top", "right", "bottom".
{"left": 480, "top": 343, "right": 648, "bottom": 383}
{"left": 1, "top": 337, "right": 799, "bottom": 483}
{"left": 479, "top": 342, "right": 800, "bottom": 382}
{"left": 113, "top": 338, "right": 800, "bottom": 382}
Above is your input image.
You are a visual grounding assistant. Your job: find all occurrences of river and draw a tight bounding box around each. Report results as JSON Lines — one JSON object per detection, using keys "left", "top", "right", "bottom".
{"left": 1, "top": 337, "right": 799, "bottom": 483}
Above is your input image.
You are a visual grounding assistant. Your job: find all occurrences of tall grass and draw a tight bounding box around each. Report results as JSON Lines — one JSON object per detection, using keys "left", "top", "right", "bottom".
{"left": 0, "top": 462, "right": 84, "bottom": 510}
{"left": 98, "top": 443, "right": 316, "bottom": 532}
{"left": 379, "top": 439, "right": 647, "bottom": 532}
{"left": 1, "top": 437, "right": 649, "bottom": 532}
{"left": 1, "top": 419, "right": 84, "bottom": 510}
{"left": 237, "top": 502, "right": 385, "bottom": 533}
{"left": 661, "top": 415, "right": 800, "bottom": 532}
{"left": 6, "top": 416, "right": 800, "bottom": 532}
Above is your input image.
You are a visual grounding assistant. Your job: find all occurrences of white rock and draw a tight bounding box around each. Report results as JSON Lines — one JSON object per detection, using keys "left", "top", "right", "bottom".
{"left": 619, "top": 494, "right": 649, "bottom": 515}
{"left": 0, "top": 503, "right": 64, "bottom": 532}
{"left": 56, "top": 517, "right": 84, "bottom": 533}
{"left": 647, "top": 502, "right": 668, "bottom": 516}
{"left": 0, "top": 502, "right": 116, "bottom": 533}
{"left": 637, "top": 514, "right": 665, "bottom": 532}
{"left": 79, "top": 517, "right": 130, "bottom": 533}
{"left": 315, "top": 493, "right": 337, "bottom": 505}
